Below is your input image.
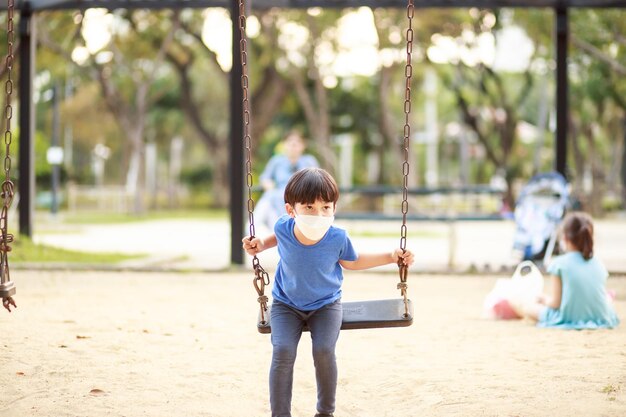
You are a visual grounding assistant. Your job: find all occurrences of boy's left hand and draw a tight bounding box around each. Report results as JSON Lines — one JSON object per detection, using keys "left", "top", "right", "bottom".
{"left": 393, "top": 249, "right": 414, "bottom": 266}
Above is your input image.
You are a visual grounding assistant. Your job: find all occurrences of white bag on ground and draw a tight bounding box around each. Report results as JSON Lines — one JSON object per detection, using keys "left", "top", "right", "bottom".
{"left": 483, "top": 261, "right": 544, "bottom": 319}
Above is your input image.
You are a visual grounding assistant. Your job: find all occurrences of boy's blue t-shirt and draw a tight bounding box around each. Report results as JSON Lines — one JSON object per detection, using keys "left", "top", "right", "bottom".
{"left": 539, "top": 252, "right": 620, "bottom": 329}
{"left": 272, "top": 215, "right": 358, "bottom": 310}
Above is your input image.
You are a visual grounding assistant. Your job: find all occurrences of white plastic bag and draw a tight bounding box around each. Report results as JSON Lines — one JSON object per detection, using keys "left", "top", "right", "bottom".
{"left": 483, "top": 261, "right": 544, "bottom": 320}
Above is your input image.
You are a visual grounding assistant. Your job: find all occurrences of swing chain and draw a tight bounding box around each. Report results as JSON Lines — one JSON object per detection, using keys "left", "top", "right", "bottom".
{"left": 1, "top": 0, "right": 16, "bottom": 313}
{"left": 397, "top": 0, "right": 414, "bottom": 315}
{"left": 238, "top": 0, "right": 269, "bottom": 321}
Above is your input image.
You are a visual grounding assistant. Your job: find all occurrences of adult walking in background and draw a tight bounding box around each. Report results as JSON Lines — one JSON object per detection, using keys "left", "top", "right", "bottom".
{"left": 255, "top": 130, "right": 319, "bottom": 232}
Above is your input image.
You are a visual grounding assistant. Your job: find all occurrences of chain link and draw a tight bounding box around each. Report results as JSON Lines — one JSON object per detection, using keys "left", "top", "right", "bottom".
{"left": 238, "top": 0, "right": 270, "bottom": 321}
{"left": 399, "top": 0, "right": 414, "bottom": 253}
{"left": 238, "top": 0, "right": 254, "bottom": 238}
{"left": 397, "top": 0, "right": 414, "bottom": 317}
{"left": 1, "top": 0, "right": 16, "bottom": 310}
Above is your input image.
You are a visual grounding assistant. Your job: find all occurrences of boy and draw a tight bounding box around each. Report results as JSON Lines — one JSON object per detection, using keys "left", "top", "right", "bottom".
{"left": 243, "top": 167, "right": 414, "bottom": 417}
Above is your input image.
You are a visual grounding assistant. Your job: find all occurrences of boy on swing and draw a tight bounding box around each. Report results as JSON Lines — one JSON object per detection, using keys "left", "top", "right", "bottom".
{"left": 242, "top": 167, "right": 414, "bottom": 417}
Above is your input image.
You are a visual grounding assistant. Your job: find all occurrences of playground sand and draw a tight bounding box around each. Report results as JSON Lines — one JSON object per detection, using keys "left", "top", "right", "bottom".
{"left": 1, "top": 270, "right": 625, "bottom": 417}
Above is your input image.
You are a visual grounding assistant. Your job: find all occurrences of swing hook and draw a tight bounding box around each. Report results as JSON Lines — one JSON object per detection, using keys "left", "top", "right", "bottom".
{"left": 252, "top": 255, "right": 270, "bottom": 323}
{"left": 397, "top": 251, "right": 410, "bottom": 318}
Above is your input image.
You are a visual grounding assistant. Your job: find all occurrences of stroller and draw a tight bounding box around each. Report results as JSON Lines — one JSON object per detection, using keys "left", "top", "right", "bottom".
{"left": 512, "top": 172, "right": 570, "bottom": 266}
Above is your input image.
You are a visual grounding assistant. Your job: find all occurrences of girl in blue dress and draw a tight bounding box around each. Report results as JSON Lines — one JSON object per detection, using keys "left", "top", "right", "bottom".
{"left": 524, "top": 211, "right": 620, "bottom": 329}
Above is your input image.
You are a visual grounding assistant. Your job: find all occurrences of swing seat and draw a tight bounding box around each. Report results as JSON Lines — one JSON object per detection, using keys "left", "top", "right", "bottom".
{"left": 257, "top": 298, "right": 413, "bottom": 334}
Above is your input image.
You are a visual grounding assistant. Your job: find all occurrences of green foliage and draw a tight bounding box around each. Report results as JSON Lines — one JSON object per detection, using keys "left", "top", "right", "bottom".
{"left": 566, "top": 9, "right": 626, "bottom": 206}
{"left": 9, "top": 126, "right": 68, "bottom": 187}
{"left": 3, "top": 6, "right": 623, "bottom": 213}
{"left": 180, "top": 165, "right": 212, "bottom": 188}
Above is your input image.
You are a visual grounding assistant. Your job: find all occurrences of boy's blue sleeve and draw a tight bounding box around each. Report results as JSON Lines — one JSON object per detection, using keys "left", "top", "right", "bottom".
{"left": 339, "top": 234, "right": 358, "bottom": 261}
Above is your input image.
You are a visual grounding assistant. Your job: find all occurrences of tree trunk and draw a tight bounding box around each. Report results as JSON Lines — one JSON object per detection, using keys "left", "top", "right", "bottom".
{"left": 291, "top": 69, "right": 335, "bottom": 173}
{"left": 211, "top": 145, "right": 230, "bottom": 207}
{"left": 168, "top": 43, "right": 286, "bottom": 209}
{"left": 125, "top": 125, "right": 146, "bottom": 214}
{"left": 583, "top": 125, "right": 604, "bottom": 216}
{"left": 251, "top": 67, "right": 290, "bottom": 143}
{"left": 378, "top": 64, "right": 404, "bottom": 185}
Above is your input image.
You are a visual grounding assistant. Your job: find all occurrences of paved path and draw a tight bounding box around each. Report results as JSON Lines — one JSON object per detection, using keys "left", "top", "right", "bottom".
{"left": 31, "top": 217, "right": 626, "bottom": 274}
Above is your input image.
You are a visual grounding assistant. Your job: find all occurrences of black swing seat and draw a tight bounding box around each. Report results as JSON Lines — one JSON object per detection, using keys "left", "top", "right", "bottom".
{"left": 257, "top": 298, "right": 413, "bottom": 334}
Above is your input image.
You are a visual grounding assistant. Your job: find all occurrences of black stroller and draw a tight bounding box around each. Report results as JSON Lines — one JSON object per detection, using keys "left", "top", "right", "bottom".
{"left": 512, "top": 172, "right": 570, "bottom": 266}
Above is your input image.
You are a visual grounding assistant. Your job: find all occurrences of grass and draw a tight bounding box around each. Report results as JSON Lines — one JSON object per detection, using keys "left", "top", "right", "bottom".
{"left": 58, "top": 209, "right": 228, "bottom": 225}
{"left": 9, "top": 236, "right": 145, "bottom": 264}
{"left": 600, "top": 384, "right": 619, "bottom": 401}
{"left": 601, "top": 384, "right": 618, "bottom": 394}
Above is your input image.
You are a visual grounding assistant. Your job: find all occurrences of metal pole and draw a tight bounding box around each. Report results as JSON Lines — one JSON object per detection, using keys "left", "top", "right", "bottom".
{"left": 18, "top": 2, "right": 35, "bottom": 236}
{"left": 555, "top": 6, "right": 568, "bottom": 178}
{"left": 229, "top": 0, "right": 245, "bottom": 265}
{"left": 50, "top": 84, "right": 60, "bottom": 215}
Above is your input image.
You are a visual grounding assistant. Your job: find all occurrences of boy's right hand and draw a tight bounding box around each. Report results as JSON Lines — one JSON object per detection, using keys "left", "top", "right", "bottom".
{"left": 242, "top": 236, "right": 264, "bottom": 255}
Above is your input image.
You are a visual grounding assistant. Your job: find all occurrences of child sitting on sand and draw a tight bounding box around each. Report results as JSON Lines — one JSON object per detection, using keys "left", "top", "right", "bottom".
{"left": 521, "top": 211, "right": 619, "bottom": 329}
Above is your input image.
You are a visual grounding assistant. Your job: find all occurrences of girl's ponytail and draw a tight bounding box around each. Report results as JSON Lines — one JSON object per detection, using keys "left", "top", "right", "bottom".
{"left": 578, "top": 223, "right": 594, "bottom": 260}
{"left": 563, "top": 212, "right": 594, "bottom": 260}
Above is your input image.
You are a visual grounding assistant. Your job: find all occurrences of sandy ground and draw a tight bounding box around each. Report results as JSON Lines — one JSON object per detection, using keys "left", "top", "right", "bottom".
{"left": 1, "top": 270, "right": 625, "bottom": 417}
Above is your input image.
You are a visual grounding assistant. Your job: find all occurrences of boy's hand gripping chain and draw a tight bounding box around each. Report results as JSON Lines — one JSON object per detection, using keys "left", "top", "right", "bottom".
{"left": 239, "top": 0, "right": 269, "bottom": 324}
{"left": 1, "top": 0, "right": 16, "bottom": 313}
{"left": 397, "top": 0, "right": 414, "bottom": 319}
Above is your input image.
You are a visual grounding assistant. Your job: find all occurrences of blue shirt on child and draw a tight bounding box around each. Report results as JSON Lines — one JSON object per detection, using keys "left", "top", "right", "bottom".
{"left": 539, "top": 251, "right": 620, "bottom": 329}
{"left": 272, "top": 215, "right": 358, "bottom": 311}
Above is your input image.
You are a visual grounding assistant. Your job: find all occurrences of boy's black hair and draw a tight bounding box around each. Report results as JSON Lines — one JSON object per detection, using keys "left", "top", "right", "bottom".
{"left": 284, "top": 167, "right": 339, "bottom": 206}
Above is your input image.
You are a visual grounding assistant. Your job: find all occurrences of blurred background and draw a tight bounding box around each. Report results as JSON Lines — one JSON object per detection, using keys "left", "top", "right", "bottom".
{"left": 1, "top": 3, "right": 625, "bottom": 270}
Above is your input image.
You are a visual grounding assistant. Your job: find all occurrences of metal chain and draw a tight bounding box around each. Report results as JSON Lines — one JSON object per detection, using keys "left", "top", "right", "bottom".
{"left": 397, "top": 0, "right": 414, "bottom": 317}
{"left": 1, "top": 0, "right": 16, "bottom": 312}
{"left": 238, "top": 0, "right": 269, "bottom": 324}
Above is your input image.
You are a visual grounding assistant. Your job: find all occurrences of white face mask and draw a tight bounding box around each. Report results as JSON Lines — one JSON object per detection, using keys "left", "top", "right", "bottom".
{"left": 294, "top": 214, "right": 334, "bottom": 241}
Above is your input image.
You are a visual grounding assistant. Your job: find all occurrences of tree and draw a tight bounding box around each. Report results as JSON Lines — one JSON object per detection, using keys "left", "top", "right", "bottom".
{"left": 89, "top": 10, "right": 180, "bottom": 213}
{"left": 38, "top": 10, "right": 184, "bottom": 211}
{"left": 434, "top": 9, "right": 541, "bottom": 205}
{"left": 569, "top": 9, "right": 626, "bottom": 212}
{"left": 163, "top": 9, "right": 293, "bottom": 206}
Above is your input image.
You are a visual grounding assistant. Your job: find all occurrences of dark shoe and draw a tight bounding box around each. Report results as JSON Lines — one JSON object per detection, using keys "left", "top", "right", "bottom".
{"left": 314, "top": 414, "right": 334, "bottom": 417}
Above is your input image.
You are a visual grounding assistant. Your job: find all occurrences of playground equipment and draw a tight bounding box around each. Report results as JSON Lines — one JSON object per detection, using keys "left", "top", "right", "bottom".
{"left": 1, "top": 0, "right": 16, "bottom": 312}
{"left": 238, "top": 0, "right": 416, "bottom": 333}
